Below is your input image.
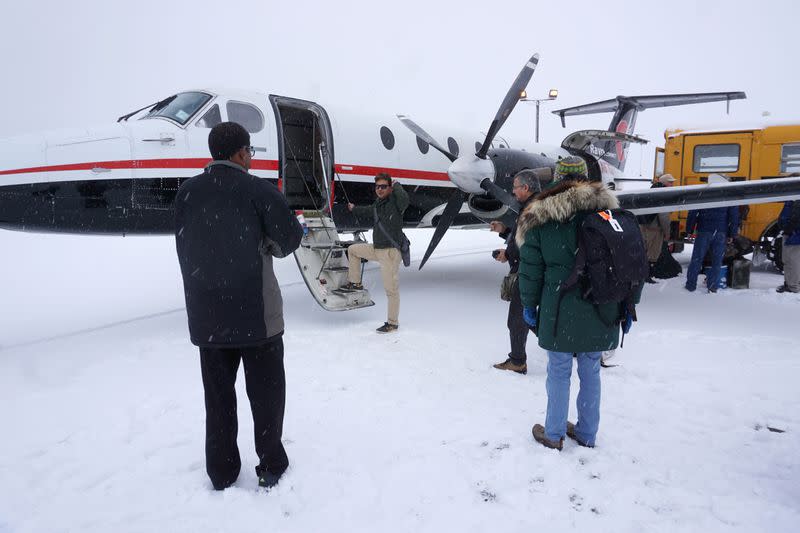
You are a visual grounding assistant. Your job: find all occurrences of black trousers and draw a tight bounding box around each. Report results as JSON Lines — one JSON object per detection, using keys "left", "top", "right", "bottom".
{"left": 507, "top": 278, "right": 529, "bottom": 363}
{"left": 199, "top": 337, "right": 288, "bottom": 490}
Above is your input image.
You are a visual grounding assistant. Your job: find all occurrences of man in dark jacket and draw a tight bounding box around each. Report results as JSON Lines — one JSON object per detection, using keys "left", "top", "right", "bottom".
{"left": 491, "top": 169, "right": 543, "bottom": 375}
{"left": 684, "top": 202, "right": 740, "bottom": 293}
{"left": 343, "top": 172, "right": 409, "bottom": 333}
{"left": 517, "top": 156, "right": 629, "bottom": 450}
{"left": 777, "top": 200, "right": 800, "bottom": 293}
{"left": 175, "top": 121, "right": 304, "bottom": 491}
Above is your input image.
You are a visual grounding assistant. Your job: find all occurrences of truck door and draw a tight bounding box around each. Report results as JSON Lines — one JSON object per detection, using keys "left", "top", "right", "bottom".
{"left": 678, "top": 132, "right": 753, "bottom": 224}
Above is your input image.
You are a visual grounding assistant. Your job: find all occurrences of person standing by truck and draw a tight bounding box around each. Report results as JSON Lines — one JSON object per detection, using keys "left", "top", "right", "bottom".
{"left": 777, "top": 200, "right": 800, "bottom": 293}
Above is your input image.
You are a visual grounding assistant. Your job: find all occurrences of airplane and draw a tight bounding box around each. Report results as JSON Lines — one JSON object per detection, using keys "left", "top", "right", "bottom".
{"left": 2, "top": 53, "right": 800, "bottom": 311}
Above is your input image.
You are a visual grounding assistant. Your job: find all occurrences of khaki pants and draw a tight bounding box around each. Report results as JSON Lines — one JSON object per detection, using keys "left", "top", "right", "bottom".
{"left": 640, "top": 225, "right": 664, "bottom": 263}
{"left": 783, "top": 237, "right": 800, "bottom": 292}
{"left": 348, "top": 243, "right": 401, "bottom": 325}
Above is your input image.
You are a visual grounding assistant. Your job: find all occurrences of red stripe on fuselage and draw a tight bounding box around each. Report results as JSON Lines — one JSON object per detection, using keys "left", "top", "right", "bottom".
{"left": 0, "top": 158, "right": 449, "bottom": 181}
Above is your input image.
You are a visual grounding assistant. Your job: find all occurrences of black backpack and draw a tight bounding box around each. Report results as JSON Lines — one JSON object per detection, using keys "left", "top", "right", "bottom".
{"left": 553, "top": 209, "right": 648, "bottom": 341}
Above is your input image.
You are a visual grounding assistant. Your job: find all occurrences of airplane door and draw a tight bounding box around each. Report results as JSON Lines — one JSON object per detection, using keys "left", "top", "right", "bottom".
{"left": 678, "top": 132, "right": 753, "bottom": 223}
{"left": 269, "top": 95, "right": 334, "bottom": 211}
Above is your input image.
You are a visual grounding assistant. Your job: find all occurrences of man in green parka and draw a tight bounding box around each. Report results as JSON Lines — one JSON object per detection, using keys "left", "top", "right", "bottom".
{"left": 516, "top": 156, "right": 626, "bottom": 450}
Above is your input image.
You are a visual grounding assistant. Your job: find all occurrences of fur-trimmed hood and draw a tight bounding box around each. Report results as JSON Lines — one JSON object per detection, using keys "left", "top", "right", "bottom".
{"left": 515, "top": 181, "right": 618, "bottom": 246}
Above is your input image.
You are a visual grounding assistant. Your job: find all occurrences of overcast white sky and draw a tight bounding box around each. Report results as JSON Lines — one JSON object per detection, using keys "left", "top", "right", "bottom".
{"left": 1, "top": 0, "right": 797, "bottom": 174}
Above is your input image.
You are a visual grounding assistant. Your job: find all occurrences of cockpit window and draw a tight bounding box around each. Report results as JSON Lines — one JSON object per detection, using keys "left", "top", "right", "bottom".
{"left": 226, "top": 101, "right": 264, "bottom": 133}
{"left": 142, "top": 92, "right": 212, "bottom": 125}
{"left": 196, "top": 104, "right": 221, "bottom": 129}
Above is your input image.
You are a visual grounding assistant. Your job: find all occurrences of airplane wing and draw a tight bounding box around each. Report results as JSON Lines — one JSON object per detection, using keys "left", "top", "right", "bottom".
{"left": 553, "top": 92, "right": 746, "bottom": 125}
{"left": 616, "top": 177, "right": 800, "bottom": 214}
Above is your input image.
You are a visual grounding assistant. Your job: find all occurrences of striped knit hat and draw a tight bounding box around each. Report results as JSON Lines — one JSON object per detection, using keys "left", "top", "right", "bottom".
{"left": 554, "top": 156, "right": 588, "bottom": 182}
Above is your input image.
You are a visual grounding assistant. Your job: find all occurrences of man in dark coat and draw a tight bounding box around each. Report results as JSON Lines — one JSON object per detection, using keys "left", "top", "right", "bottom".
{"left": 343, "top": 172, "right": 409, "bottom": 333}
{"left": 491, "top": 169, "right": 543, "bottom": 375}
{"left": 175, "top": 121, "right": 304, "bottom": 491}
{"left": 684, "top": 200, "right": 740, "bottom": 293}
{"left": 517, "top": 156, "right": 633, "bottom": 450}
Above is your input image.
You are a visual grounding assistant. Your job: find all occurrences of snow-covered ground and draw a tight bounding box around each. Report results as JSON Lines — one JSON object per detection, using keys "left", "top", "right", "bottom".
{"left": 1, "top": 228, "right": 798, "bottom": 533}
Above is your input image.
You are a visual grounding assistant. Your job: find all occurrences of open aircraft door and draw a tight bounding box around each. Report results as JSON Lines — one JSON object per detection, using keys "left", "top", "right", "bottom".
{"left": 678, "top": 132, "right": 753, "bottom": 224}
{"left": 270, "top": 95, "right": 374, "bottom": 311}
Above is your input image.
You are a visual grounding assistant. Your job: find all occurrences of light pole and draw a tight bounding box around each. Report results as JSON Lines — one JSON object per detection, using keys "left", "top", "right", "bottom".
{"left": 520, "top": 88, "right": 558, "bottom": 143}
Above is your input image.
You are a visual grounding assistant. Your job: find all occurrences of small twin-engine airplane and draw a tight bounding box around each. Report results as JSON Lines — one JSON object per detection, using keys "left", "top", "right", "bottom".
{"left": 3, "top": 54, "right": 800, "bottom": 311}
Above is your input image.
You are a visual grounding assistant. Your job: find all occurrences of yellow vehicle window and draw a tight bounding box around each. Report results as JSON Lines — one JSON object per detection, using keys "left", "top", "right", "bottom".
{"left": 692, "top": 143, "right": 740, "bottom": 173}
{"left": 781, "top": 143, "right": 800, "bottom": 173}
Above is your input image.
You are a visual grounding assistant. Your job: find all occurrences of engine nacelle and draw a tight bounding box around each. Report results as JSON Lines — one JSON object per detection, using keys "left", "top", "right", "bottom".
{"left": 467, "top": 193, "right": 508, "bottom": 222}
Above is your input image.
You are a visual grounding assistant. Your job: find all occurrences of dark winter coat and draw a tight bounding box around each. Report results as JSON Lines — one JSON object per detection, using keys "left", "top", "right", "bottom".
{"left": 175, "top": 161, "right": 304, "bottom": 348}
{"left": 499, "top": 195, "right": 535, "bottom": 274}
{"left": 353, "top": 183, "right": 409, "bottom": 249}
{"left": 516, "top": 181, "right": 626, "bottom": 353}
{"left": 779, "top": 201, "right": 800, "bottom": 246}
{"left": 686, "top": 206, "right": 739, "bottom": 238}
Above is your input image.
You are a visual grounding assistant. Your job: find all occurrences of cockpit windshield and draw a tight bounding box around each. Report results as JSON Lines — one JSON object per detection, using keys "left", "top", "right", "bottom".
{"left": 141, "top": 92, "right": 212, "bottom": 125}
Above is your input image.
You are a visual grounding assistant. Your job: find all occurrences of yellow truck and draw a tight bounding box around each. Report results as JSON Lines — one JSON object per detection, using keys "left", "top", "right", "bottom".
{"left": 655, "top": 124, "right": 800, "bottom": 266}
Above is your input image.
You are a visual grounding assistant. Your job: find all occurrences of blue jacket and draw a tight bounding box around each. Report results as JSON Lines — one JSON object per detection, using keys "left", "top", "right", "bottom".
{"left": 686, "top": 206, "right": 739, "bottom": 238}
{"left": 779, "top": 201, "right": 800, "bottom": 246}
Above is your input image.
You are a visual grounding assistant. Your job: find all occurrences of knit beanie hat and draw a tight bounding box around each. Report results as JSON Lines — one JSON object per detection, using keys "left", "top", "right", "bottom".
{"left": 208, "top": 122, "right": 250, "bottom": 160}
{"left": 554, "top": 156, "right": 588, "bottom": 182}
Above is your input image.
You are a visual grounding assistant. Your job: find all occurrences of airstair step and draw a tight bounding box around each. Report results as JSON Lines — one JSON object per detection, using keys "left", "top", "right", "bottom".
{"left": 302, "top": 243, "right": 346, "bottom": 251}
{"left": 322, "top": 266, "right": 349, "bottom": 272}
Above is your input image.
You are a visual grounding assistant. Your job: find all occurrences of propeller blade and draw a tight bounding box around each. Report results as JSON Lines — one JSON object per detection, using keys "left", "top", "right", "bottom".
{"left": 396, "top": 115, "right": 458, "bottom": 162}
{"left": 418, "top": 190, "right": 468, "bottom": 270}
{"left": 480, "top": 179, "right": 520, "bottom": 213}
{"left": 476, "top": 53, "right": 540, "bottom": 159}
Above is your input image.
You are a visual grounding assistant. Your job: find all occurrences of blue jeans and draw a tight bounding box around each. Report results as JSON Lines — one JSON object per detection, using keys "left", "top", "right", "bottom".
{"left": 686, "top": 231, "right": 726, "bottom": 291}
{"left": 545, "top": 351, "right": 601, "bottom": 445}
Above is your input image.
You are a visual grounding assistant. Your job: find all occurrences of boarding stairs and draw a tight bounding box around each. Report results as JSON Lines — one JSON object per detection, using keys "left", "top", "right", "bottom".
{"left": 293, "top": 210, "right": 374, "bottom": 311}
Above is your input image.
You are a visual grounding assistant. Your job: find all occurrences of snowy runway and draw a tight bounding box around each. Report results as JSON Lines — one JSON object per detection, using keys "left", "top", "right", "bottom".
{"left": 1, "top": 229, "right": 798, "bottom": 532}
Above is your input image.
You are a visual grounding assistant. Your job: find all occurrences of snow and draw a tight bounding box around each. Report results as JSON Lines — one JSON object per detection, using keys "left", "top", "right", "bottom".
{"left": 1, "top": 228, "right": 798, "bottom": 533}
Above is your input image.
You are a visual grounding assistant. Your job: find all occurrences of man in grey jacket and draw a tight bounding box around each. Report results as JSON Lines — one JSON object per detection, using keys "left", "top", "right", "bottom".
{"left": 175, "top": 122, "right": 303, "bottom": 491}
{"left": 342, "top": 172, "right": 409, "bottom": 333}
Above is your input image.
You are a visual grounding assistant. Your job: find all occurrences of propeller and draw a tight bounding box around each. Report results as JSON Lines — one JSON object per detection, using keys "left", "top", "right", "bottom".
{"left": 398, "top": 53, "right": 540, "bottom": 269}
{"left": 476, "top": 53, "right": 539, "bottom": 159}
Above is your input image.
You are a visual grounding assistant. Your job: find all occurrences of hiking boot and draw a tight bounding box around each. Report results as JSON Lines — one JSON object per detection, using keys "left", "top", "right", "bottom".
{"left": 257, "top": 471, "right": 283, "bottom": 490}
{"left": 776, "top": 284, "right": 788, "bottom": 293}
{"left": 708, "top": 287, "right": 718, "bottom": 294}
{"left": 532, "top": 423, "right": 563, "bottom": 451}
{"left": 376, "top": 322, "right": 398, "bottom": 333}
{"left": 493, "top": 358, "right": 527, "bottom": 375}
{"left": 645, "top": 276, "right": 657, "bottom": 284}
{"left": 566, "top": 421, "right": 595, "bottom": 448}
{"left": 684, "top": 284, "right": 696, "bottom": 292}
{"left": 340, "top": 281, "right": 363, "bottom": 291}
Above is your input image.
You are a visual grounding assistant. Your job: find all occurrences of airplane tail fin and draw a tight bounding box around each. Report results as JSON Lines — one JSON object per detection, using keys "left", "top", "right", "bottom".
{"left": 552, "top": 92, "right": 746, "bottom": 171}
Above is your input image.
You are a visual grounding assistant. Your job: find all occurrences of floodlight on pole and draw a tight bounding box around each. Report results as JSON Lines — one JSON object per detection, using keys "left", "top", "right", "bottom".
{"left": 520, "top": 88, "right": 559, "bottom": 143}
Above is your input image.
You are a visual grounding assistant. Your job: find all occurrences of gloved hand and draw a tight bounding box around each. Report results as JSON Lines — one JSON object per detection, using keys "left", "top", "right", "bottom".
{"left": 523, "top": 307, "right": 537, "bottom": 328}
{"left": 621, "top": 309, "right": 633, "bottom": 334}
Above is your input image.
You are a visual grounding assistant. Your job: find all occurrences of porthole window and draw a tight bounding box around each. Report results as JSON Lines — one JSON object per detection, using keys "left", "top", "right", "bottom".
{"left": 226, "top": 101, "right": 264, "bottom": 133}
{"left": 196, "top": 104, "right": 221, "bottom": 129}
{"left": 447, "top": 137, "right": 459, "bottom": 157}
{"left": 380, "top": 126, "right": 395, "bottom": 150}
{"left": 416, "top": 136, "right": 429, "bottom": 154}
{"left": 475, "top": 141, "right": 482, "bottom": 152}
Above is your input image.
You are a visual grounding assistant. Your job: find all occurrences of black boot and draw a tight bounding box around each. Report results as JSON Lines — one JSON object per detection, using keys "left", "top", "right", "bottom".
{"left": 645, "top": 262, "right": 657, "bottom": 284}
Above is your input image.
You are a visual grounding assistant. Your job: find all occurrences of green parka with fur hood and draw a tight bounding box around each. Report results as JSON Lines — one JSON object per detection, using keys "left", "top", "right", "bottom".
{"left": 516, "top": 180, "right": 624, "bottom": 353}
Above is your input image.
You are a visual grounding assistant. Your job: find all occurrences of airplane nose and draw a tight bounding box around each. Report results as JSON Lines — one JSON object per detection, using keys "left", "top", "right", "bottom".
{"left": 447, "top": 155, "right": 495, "bottom": 194}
